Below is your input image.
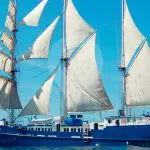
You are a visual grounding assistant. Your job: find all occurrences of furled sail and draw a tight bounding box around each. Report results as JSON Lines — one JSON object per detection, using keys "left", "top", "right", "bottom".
{"left": 0, "top": 76, "right": 22, "bottom": 109}
{"left": 126, "top": 41, "right": 150, "bottom": 107}
{"left": 1, "top": 32, "right": 14, "bottom": 52}
{"left": 67, "top": 33, "right": 113, "bottom": 113}
{"left": 0, "top": 51, "right": 12, "bottom": 74}
{"left": 8, "top": 0, "right": 16, "bottom": 19}
{"left": 19, "top": 67, "right": 58, "bottom": 117}
{"left": 5, "top": 15, "right": 15, "bottom": 32}
{"left": 123, "top": 0, "right": 145, "bottom": 67}
{"left": 18, "top": 16, "right": 59, "bottom": 61}
{"left": 22, "top": 0, "right": 48, "bottom": 27}
{"left": 65, "top": 0, "right": 94, "bottom": 58}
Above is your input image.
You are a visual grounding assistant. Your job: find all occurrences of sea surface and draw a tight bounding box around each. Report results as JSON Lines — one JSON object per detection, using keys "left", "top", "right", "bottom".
{"left": 0, "top": 146, "right": 149, "bottom": 150}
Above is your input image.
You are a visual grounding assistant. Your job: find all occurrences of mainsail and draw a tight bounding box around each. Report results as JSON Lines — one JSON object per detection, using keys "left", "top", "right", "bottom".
{"left": 122, "top": 0, "right": 149, "bottom": 109}
{"left": 126, "top": 41, "right": 150, "bottom": 107}
{"left": 0, "top": 76, "right": 22, "bottom": 109}
{"left": 67, "top": 33, "right": 113, "bottom": 112}
{"left": 123, "top": 0, "right": 145, "bottom": 67}
{"left": 65, "top": 0, "right": 94, "bottom": 58}
{"left": 19, "top": 68, "right": 58, "bottom": 117}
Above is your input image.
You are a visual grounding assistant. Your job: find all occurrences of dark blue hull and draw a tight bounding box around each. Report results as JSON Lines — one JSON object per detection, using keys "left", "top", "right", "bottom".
{"left": 1, "top": 125, "right": 150, "bottom": 147}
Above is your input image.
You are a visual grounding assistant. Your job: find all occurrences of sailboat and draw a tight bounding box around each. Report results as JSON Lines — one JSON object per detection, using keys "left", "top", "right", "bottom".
{"left": 0, "top": 0, "right": 150, "bottom": 147}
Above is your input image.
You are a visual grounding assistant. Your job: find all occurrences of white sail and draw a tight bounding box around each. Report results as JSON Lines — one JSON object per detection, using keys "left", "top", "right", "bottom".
{"left": 19, "top": 16, "right": 59, "bottom": 61}
{"left": 65, "top": 0, "right": 94, "bottom": 58}
{"left": 123, "top": 0, "right": 145, "bottom": 67}
{"left": 19, "top": 68, "right": 57, "bottom": 117}
{"left": 67, "top": 33, "right": 113, "bottom": 113}
{"left": 8, "top": 0, "right": 16, "bottom": 19}
{"left": 22, "top": 0, "right": 48, "bottom": 27}
{"left": 0, "top": 51, "right": 12, "bottom": 74}
{"left": 5, "top": 15, "right": 15, "bottom": 32}
{"left": 0, "top": 76, "right": 22, "bottom": 109}
{"left": 126, "top": 41, "right": 150, "bottom": 107}
{"left": 1, "top": 32, "right": 14, "bottom": 52}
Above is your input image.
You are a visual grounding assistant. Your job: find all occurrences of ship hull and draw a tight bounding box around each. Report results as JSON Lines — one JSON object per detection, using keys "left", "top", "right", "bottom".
{"left": 0, "top": 125, "right": 150, "bottom": 147}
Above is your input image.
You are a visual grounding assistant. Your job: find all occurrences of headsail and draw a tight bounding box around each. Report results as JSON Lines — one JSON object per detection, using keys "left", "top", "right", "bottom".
{"left": 126, "top": 41, "right": 150, "bottom": 107}
{"left": 67, "top": 33, "right": 113, "bottom": 113}
{"left": 123, "top": 0, "right": 145, "bottom": 67}
{"left": 0, "top": 51, "right": 12, "bottom": 74}
{"left": 0, "top": 76, "right": 22, "bottom": 109}
{"left": 22, "top": 0, "right": 48, "bottom": 27}
{"left": 65, "top": 0, "right": 94, "bottom": 58}
{"left": 18, "top": 16, "right": 59, "bottom": 61}
{"left": 19, "top": 67, "right": 58, "bottom": 117}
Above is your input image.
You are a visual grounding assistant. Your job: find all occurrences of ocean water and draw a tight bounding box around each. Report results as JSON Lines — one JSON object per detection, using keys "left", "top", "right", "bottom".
{"left": 0, "top": 146, "right": 149, "bottom": 150}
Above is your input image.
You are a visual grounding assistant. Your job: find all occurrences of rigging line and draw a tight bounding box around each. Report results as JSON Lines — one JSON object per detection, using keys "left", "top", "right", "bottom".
{"left": 67, "top": 31, "right": 97, "bottom": 64}
{"left": 126, "top": 39, "right": 146, "bottom": 75}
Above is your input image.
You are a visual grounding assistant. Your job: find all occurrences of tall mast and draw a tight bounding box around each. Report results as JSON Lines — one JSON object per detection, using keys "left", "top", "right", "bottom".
{"left": 10, "top": 0, "right": 17, "bottom": 125}
{"left": 62, "top": 0, "right": 68, "bottom": 117}
{"left": 120, "top": 0, "right": 127, "bottom": 115}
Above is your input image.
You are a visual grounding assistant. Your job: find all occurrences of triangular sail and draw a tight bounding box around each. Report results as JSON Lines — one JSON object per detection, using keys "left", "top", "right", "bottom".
{"left": 19, "top": 67, "right": 58, "bottom": 117}
{"left": 0, "top": 51, "right": 12, "bottom": 74}
{"left": 123, "top": 0, "right": 145, "bottom": 67}
{"left": 0, "top": 76, "right": 22, "bottom": 109}
{"left": 67, "top": 33, "right": 113, "bottom": 113}
{"left": 126, "top": 41, "right": 150, "bottom": 107}
{"left": 65, "top": 0, "right": 94, "bottom": 58}
{"left": 18, "top": 16, "right": 59, "bottom": 61}
{"left": 22, "top": 0, "right": 48, "bottom": 27}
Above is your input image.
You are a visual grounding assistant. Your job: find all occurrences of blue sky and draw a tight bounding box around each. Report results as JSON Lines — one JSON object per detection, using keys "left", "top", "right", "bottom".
{"left": 0, "top": 0, "right": 150, "bottom": 120}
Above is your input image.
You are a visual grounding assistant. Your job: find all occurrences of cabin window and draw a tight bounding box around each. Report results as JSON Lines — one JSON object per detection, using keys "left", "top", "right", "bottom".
{"left": 71, "top": 128, "right": 73, "bottom": 132}
{"left": 64, "top": 128, "right": 66, "bottom": 132}
{"left": 115, "top": 120, "right": 120, "bottom": 126}
{"left": 56, "top": 124, "right": 60, "bottom": 132}
{"left": 127, "top": 119, "right": 130, "bottom": 123}
{"left": 74, "top": 128, "right": 76, "bottom": 132}
{"left": 67, "top": 128, "right": 69, "bottom": 132}
{"left": 41, "top": 128, "right": 44, "bottom": 131}
{"left": 38, "top": 128, "right": 40, "bottom": 131}
{"left": 78, "top": 128, "right": 80, "bottom": 132}
{"left": 108, "top": 119, "right": 112, "bottom": 124}
{"left": 45, "top": 128, "right": 47, "bottom": 131}
{"left": 94, "top": 123, "right": 98, "bottom": 130}
{"left": 48, "top": 128, "right": 51, "bottom": 132}
{"left": 31, "top": 128, "right": 33, "bottom": 131}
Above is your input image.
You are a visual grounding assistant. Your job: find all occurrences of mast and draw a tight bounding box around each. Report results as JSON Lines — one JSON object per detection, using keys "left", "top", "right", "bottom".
{"left": 119, "top": 0, "right": 126, "bottom": 116}
{"left": 62, "top": 0, "right": 68, "bottom": 117}
{"left": 10, "top": 0, "right": 18, "bottom": 125}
